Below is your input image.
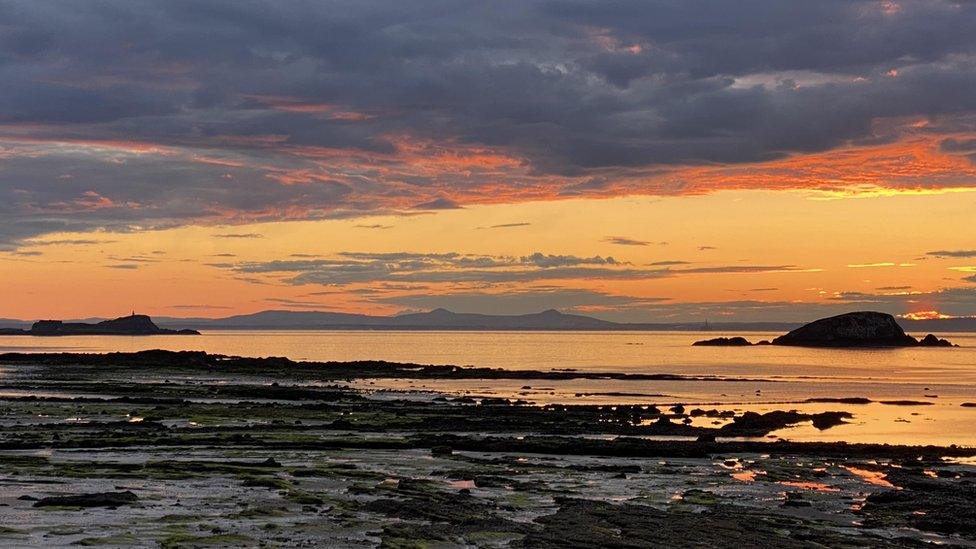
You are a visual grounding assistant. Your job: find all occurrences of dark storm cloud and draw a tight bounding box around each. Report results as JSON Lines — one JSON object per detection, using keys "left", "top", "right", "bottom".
{"left": 939, "top": 138, "right": 976, "bottom": 152}
{"left": 2, "top": 1, "right": 976, "bottom": 244}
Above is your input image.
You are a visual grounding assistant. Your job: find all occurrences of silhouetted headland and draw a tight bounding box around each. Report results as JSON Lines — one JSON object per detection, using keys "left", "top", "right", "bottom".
{"left": 694, "top": 312, "right": 957, "bottom": 348}
{"left": 0, "top": 314, "right": 199, "bottom": 336}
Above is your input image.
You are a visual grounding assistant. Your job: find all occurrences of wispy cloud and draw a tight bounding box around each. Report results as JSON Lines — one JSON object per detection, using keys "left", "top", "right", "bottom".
{"left": 213, "top": 233, "right": 264, "bottom": 239}
{"left": 603, "top": 236, "right": 650, "bottom": 246}
{"left": 928, "top": 250, "right": 976, "bottom": 258}
{"left": 413, "top": 198, "right": 462, "bottom": 210}
{"left": 480, "top": 222, "right": 532, "bottom": 229}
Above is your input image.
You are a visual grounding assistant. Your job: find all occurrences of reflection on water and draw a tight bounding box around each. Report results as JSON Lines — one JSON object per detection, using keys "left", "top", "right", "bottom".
{"left": 1, "top": 330, "right": 975, "bottom": 380}
{"left": 1, "top": 329, "right": 975, "bottom": 446}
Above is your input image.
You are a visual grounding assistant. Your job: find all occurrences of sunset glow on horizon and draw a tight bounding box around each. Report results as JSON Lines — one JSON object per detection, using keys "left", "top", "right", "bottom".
{"left": 2, "top": 1, "right": 975, "bottom": 323}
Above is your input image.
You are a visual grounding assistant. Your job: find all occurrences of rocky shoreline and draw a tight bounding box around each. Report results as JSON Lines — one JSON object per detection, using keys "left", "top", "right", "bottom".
{"left": 0, "top": 350, "right": 973, "bottom": 547}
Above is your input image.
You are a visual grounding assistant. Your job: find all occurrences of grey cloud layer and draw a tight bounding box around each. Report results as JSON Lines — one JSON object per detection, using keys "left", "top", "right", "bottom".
{"left": 219, "top": 251, "right": 806, "bottom": 285}
{"left": 2, "top": 0, "right": 976, "bottom": 245}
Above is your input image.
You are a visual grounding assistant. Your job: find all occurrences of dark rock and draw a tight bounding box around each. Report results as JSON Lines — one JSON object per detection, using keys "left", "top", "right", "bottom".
{"left": 861, "top": 470, "right": 976, "bottom": 537}
{"left": 771, "top": 312, "right": 918, "bottom": 347}
{"left": 693, "top": 336, "right": 752, "bottom": 346}
{"left": 719, "top": 410, "right": 852, "bottom": 436}
{"left": 918, "top": 334, "right": 955, "bottom": 347}
{"left": 33, "top": 491, "right": 138, "bottom": 508}
{"left": 431, "top": 446, "right": 453, "bottom": 457}
{"left": 25, "top": 314, "right": 199, "bottom": 336}
{"left": 782, "top": 492, "right": 812, "bottom": 507}
{"left": 521, "top": 497, "right": 894, "bottom": 548}
{"left": 805, "top": 397, "right": 873, "bottom": 404}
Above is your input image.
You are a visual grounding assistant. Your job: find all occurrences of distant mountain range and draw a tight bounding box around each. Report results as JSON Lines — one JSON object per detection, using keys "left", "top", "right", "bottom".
{"left": 2, "top": 308, "right": 974, "bottom": 332}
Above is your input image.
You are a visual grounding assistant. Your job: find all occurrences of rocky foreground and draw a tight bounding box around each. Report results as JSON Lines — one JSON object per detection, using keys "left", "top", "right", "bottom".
{"left": 0, "top": 350, "right": 973, "bottom": 547}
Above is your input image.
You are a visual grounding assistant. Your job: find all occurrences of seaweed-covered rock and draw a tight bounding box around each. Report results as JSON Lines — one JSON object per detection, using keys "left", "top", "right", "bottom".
{"left": 33, "top": 491, "right": 138, "bottom": 508}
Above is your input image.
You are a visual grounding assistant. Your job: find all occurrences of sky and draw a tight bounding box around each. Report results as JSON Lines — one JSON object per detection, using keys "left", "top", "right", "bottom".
{"left": 1, "top": 0, "right": 975, "bottom": 322}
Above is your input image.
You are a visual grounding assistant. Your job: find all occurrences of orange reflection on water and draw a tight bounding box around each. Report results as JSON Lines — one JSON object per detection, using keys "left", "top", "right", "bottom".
{"left": 779, "top": 481, "right": 840, "bottom": 492}
{"left": 732, "top": 470, "right": 757, "bottom": 482}
{"left": 844, "top": 466, "right": 896, "bottom": 488}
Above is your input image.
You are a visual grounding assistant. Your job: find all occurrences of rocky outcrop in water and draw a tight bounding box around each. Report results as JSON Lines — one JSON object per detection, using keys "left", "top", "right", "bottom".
{"left": 772, "top": 312, "right": 917, "bottom": 347}
{"left": 692, "top": 336, "right": 753, "bottom": 346}
{"left": 918, "top": 334, "right": 955, "bottom": 347}
{"left": 692, "top": 312, "right": 958, "bottom": 348}
{"left": 771, "top": 312, "right": 955, "bottom": 348}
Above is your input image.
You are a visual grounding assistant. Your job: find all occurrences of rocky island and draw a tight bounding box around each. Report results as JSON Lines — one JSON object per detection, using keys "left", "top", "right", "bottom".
{"left": 694, "top": 311, "right": 956, "bottom": 347}
{"left": 0, "top": 314, "right": 199, "bottom": 336}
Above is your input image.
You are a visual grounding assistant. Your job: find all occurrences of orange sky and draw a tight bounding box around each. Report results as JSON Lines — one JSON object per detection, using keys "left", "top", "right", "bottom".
{"left": 2, "top": 2, "right": 976, "bottom": 322}
{"left": 3, "top": 167, "right": 975, "bottom": 322}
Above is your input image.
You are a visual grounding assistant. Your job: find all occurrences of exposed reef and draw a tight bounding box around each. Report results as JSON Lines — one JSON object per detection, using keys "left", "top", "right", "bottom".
{"left": 692, "top": 336, "right": 753, "bottom": 346}
{"left": 0, "top": 349, "right": 973, "bottom": 547}
{"left": 0, "top": 349, "right": 770, "bottom": 382}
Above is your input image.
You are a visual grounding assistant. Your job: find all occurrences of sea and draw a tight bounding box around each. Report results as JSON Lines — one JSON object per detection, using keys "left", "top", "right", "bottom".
{"left": 2, "top": 330, "right": 975, "bottom": 446}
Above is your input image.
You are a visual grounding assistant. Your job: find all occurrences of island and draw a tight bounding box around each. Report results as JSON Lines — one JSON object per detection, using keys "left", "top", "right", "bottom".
{"left": 0, "top": 314, "right": 199, "bottom": 336}
{"left": 694, "top": 311, "right": 956, "bottom": 347}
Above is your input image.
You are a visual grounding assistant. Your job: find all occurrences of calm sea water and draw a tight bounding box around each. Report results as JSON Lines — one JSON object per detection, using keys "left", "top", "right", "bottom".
{"left": 2, "top": 330, "right": 975, "bottom": 445}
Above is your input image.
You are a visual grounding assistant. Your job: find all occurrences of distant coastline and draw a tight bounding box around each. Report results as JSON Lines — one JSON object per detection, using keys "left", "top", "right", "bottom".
{"left": 2, "top": 308, "right": 975, "bottom": 333}
{"left": 0, "top": 314, "right": 199, "bottom": 336}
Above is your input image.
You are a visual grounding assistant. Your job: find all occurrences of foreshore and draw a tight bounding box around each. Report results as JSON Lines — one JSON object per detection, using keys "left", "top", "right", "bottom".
{"left": 0, "top": 350, "right": 973, "bottom": 547}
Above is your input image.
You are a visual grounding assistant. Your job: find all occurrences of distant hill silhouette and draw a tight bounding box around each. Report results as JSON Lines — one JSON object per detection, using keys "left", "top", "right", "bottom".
{"left": 160, "top": 308, "right": 618, "bottom": 330}
{"left": 2, "top": 309, "right": 974, "bottom": 333}
{"left": 156, "top": 309, "right": 976, "bottom": 332}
